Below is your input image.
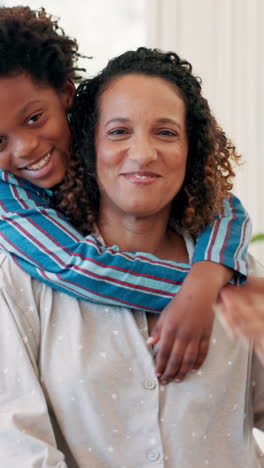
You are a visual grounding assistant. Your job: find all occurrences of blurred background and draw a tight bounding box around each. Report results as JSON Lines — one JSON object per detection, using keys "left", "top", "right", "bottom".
{"left": 2, "top": 0, "right": 264, "bottom": 261}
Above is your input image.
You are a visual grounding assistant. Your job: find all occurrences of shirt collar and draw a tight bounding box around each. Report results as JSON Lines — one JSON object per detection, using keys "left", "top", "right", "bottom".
{"left": 0, "top": 168, "right": 53, "bottom": 198}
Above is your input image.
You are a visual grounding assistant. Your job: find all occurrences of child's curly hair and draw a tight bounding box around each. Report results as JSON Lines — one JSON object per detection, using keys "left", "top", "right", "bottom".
{"left": 0, "top": 5, "right": 84, "bottom": 88}
{"left": 58, "top": 47, "right": 240, "bottom": 235}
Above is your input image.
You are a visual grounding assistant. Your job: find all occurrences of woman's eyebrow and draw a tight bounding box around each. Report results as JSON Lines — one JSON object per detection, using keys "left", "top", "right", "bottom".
{"left": 104, "top": 117, "right": 129, "bottom": 127}
{"left": 104, "top": 117, "right": 183, "bottom": 130}
{"left": 156, "top": 118, "right": 183, "bottom": 130}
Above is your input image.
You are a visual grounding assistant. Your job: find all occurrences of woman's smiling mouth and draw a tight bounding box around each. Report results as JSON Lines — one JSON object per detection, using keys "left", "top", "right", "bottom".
{"left": 121, "top": 171, "right": 160, "bottom": 184}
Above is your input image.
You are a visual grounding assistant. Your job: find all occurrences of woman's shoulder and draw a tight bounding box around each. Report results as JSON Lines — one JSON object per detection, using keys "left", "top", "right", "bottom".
{"left": 248, "top": 253, "right": 264, "bottom": 277}
{"left": 0, "top": 252, "right": 35, "bottom": 290}
{"left": 0, "top": 253, "right": 41, "bottom": 359}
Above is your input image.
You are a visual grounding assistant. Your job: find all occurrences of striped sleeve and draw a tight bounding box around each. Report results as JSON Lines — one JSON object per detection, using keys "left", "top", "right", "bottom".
{"left": 0, "top": 171, "right": 251, "bottom": 312}
{"left": 192, "top": 194, "right": 252, "bottom": 284}
{"left": 0, "top": 171, "right": 190, "bottom": 313}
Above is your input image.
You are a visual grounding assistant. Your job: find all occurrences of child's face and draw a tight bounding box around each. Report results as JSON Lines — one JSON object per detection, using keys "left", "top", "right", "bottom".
{"left": 0, "top": 73, "right": 75, "bottom": 189}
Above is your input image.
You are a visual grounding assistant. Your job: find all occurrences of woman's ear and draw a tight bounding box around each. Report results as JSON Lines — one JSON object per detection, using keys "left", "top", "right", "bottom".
{"left": 61, "top": 79, "right": 76, "bottom": 109}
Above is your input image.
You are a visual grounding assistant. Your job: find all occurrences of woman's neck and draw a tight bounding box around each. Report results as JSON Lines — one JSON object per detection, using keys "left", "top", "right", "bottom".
{"left": 97, "top": 208, "right": 188, "bottom": 263}
{"left": 97, "top": 207, "right": 169, "bottom": 254}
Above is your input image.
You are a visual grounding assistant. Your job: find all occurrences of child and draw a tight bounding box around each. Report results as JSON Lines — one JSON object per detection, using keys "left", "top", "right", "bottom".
{"left": 0, "top": 6, "right": 251, "bottom": 384}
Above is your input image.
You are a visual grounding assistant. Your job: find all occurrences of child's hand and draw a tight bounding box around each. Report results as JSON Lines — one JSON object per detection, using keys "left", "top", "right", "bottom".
{"left": 147, "top": 291, "right": 214, "bottom": 384}
{"left": 147, "top": 260, "right": 233, "bottom": 385}
{"left": 218, "top": 277, "right": 264, "bottom": 364}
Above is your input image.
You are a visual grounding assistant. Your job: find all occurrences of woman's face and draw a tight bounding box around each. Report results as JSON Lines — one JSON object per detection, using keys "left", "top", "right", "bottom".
{"left": 0, "top": 73, "right": 74, "bottom": 188}
{"left": 95, "top": 73, "right": 188, "bottom": 221}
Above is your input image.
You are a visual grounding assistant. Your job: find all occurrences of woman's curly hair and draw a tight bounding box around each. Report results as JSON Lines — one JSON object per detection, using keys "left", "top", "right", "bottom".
{"left": 0, "top": 6, "right": 84, "bottom": 88}
{"left": 60, "top": 47, "right": 240, "bottom": 235}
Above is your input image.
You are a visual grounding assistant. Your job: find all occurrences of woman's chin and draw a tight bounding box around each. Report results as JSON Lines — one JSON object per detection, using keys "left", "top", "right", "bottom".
{"left": 119, "top": 204, "right": 170, "bottom": 221}
{"left": 99, "top": 195, "right": 171, "bottom": 221}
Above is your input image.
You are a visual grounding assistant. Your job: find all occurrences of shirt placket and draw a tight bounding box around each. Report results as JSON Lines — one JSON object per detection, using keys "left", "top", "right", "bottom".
{"left": 132, "top": 309, "right": 165, "bottom": 467}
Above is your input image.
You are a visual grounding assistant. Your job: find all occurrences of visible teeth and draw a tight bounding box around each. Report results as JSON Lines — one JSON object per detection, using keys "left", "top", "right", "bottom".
{"left": 27, "top": 153, "right": 51, "bottom": 170}
{"left": 134, "top": 174, "right": 148, "bottom": 179}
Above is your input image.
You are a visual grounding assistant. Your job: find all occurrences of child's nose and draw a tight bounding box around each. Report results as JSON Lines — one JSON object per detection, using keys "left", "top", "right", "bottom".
{"left": 12, "top": 132, "right": 39, "bottom": 162}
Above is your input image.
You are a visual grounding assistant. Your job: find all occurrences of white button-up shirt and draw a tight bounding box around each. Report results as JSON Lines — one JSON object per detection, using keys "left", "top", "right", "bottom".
{"left": 0, "top": 249, "right": 264, "bottom": 468}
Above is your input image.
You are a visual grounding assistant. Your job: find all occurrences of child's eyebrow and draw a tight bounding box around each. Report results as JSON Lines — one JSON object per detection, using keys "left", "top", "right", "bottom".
{"left": 19, "top": 100, "right": 42, "bottom": 116}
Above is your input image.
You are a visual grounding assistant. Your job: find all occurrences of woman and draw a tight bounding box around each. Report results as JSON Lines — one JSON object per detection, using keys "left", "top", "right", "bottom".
{"left": 0, "top": 46, "right": 263, "bottom": 467}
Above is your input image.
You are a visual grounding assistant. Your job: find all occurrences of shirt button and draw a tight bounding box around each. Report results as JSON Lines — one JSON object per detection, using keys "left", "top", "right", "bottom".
{"left": 147, "top": 448, "right": 161, "bottom": 462}
{"left": 144, "top": 378, "right": 157, "bottom": 390}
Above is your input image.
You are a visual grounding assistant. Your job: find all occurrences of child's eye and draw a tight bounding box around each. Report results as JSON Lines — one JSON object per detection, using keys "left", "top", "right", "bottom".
{"left": 0, "top": 136, "right": 6, "bottom": 150}
{"left": 27, "top": 113, "right": 42, "bottom": 125}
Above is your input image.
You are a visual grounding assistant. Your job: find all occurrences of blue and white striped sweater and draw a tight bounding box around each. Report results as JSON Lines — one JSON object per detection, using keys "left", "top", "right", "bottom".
{"left": 0, "top": 169, "right": 252, "bottom": 312}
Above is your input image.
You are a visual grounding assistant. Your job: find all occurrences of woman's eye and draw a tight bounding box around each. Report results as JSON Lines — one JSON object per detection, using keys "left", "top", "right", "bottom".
{"left": 107, "top": 128, "right": 130, "bottom": 139}
{"left": 158, "top": 129, "right": 177, "bottom": 136}
{"left": 109, "top": 128, "right": 126, "bottom": 135}
{"left": 27, "top": 113, "right": 42, "bottom": 125}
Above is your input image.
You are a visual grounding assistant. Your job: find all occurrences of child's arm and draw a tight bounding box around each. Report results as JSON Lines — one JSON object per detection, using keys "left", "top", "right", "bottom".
{"left": 0, "top": 170, "right": 189, "bottom": 311}
{"left": 148, "top": 194, "right": 252, "bottom": 384}
{"left": 192, "top": 194, "right": 251, "bottom": 283}
{"left": 0, "top": 171, "right": 251, "bottom": 384}
{"left": 149, "top": 261, "right": 232, "bottom": 384}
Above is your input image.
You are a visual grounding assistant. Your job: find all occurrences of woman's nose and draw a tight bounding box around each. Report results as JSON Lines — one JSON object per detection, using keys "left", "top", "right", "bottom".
{"left": 128, "top": 137, "right": 157, "bottom": 165}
